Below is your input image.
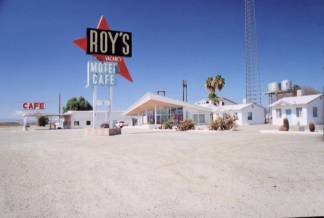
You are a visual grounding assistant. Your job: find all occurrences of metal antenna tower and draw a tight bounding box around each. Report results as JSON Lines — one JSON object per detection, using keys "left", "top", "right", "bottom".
{"left": 244, "top": 0, "right": 261, "bottom": 104}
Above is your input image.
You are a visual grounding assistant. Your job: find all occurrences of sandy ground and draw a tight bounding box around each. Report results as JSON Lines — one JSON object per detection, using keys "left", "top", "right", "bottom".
{"left": 0, "top": 125, "right": 324, "bottom": 218}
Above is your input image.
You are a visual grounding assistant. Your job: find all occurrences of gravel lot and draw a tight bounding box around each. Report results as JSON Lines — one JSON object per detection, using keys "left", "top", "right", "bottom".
{"left": 0, "top": 126, "right": 324, "bottom": 218}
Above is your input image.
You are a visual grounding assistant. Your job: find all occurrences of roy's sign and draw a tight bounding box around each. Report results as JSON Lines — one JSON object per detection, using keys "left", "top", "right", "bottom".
{"left": 87, "top": 29, "right": 132, "bottom": 57}
{"left": 23, "top": 102, "right": 46, "bottom": 110}
{"left": 73, "top": 16, "right": 133, "bottom": 129}
{"left": 73, "top": 16, "right": 133, "bottom": 82}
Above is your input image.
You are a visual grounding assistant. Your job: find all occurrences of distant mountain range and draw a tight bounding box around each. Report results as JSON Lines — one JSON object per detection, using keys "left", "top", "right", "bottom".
{"left": 0, "top": 117, "right": 39, "bottom": 125}
{"left": 0, "top": 118, "right": 22, "bottom": 126}
{"left": 0, "top": 118, "right": 20, "bottom": 123}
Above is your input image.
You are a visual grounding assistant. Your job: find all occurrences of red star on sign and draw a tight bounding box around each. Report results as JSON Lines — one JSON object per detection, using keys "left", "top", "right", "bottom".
{"left": 73, "top": 16, "right": 133, "bottom": 82}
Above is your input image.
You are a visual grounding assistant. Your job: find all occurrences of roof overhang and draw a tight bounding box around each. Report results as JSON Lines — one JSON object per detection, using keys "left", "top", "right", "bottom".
{"left": 126, "top": 99, "right": 180, "bottom": 115}
{"left": 125, "top": 93, "right": 212, "bottom": 116}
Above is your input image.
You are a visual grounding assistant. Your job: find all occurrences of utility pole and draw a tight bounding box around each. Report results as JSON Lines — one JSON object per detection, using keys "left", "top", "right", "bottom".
{"left": 58, "top": 93, "right": 61, "bottom": 115}
{"left": 182, "top": 80, "right": 188, "bottom": 102}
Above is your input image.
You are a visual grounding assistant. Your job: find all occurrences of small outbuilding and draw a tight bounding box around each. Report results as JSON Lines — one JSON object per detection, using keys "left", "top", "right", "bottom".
{"left": 63, "top": 111, "right": 132, "bottom": 129}
{"left": 270, "top": 94, "right": 324, "bottom": 126}
{"left": 212, "top": 103, "right": 265, "bottom": 125}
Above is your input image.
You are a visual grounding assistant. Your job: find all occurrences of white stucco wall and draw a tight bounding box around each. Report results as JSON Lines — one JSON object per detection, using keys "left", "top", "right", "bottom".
{"left": 241, "top": 105, "right": 265, "bottom": 125}
{"left": 236, "top": 112, "right": 243, "bottom": 125}
{"left": 184, "top": 107, "right": 211, "bottom": 125}
{"left": 307, "top": 96, "right": 324, "bottom": 125}
{"left": 271, "top": 96, "right": 324, "bottom": 126}
{"left": 272, "top": 106, "right": 308, "bottom": 126}
{"left": 212, "top": 104, "right": 265, "bottom": 126}
{"left": 67, "top": 111, "right": 132, "bottom": 129}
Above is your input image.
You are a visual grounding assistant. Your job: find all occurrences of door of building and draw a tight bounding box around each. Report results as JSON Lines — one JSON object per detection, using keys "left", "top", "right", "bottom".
{"left": 285, "top": 109, "right": 292, "bottom": 124}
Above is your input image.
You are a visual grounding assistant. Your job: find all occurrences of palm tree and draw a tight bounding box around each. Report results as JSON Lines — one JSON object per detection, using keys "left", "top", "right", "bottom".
{"left": 205, "top": 77, "right": 218, "bottom": 105}
{"left": 215, "top": 74, "right": 225, "bottom": 105}
{"left": 205, "top": 77, "right": 215, "bottom": 94}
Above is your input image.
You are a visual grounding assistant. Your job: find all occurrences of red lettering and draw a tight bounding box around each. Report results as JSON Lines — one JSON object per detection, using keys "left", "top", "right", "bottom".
{"left": 40, "top": 103, "right": 45, "bottom": 110}
{"left": 23, "top": 102, "right": 45, "bottom": 110}
{"left": 23, "top": 103, "right": 28, "bottom": 109}
{"left": 28, "top": 103, "right": 33, "bottom": 110}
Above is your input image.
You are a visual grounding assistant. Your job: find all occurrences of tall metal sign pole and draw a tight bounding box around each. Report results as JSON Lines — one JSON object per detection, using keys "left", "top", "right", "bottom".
{"left": 87, "top": 60, "right": 117, "bottom": 128}
{"left": 109, "top": 85, "right": 113, "bottom": 128}
{"left": 73, "top": 16, "right": 133, "bottom": 130}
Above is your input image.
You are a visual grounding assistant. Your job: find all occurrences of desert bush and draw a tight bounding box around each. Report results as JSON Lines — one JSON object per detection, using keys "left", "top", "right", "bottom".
{"left": 279, "top": 118, "right": 289, "bottom": 131}
{"left": 162, "top": 120, "right": 173, "bottom": 129}
{"left": 209, "top": 113, "right": 236, "bottom": 130}
{"left": 309, "top": 123, "right": 315, "bottom": 132}
{"left": 210, "top": 118, "right": 221, "bottom": 130}
{"left": 177, "top": 120, "right": 195, "bottom": 131}
{"left": 100, "top": 123, "right": 109, "bottom": 128}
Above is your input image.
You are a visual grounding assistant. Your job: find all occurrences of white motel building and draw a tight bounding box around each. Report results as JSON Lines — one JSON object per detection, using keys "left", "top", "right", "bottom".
{"left": 63, "top": 111, "right": 132, "bottom": 129}
{"left": 63, "top": 92, "right": 266, "bottom": 129}
{"left": 124, "top": 92, "right": 212, "bottom": 127}
{"left": 270, "top": 94, "right": 324, "bottom": 126}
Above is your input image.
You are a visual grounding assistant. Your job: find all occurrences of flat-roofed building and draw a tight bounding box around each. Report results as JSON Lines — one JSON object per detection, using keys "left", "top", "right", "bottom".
{"left": 63, "top": 111, "right": 132, "bottom": 129}
{"left": 124, "top": 92, "right": 212, "bottom": 128}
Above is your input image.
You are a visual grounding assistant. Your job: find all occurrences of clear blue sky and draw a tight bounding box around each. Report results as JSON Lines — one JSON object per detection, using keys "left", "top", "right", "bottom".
{"left": 0, "top": 0, "right": 324, "bottom": 119}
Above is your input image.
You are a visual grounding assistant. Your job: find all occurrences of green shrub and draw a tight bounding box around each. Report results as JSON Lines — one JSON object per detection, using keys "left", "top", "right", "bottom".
{"left": 209, "top": 113, "right": 236, "bottom": 130}
{"left": 177, "top": 120, "right": 195, "bottom": 131}
{"left": 162, "top": 120, "right": 173, "bottom": 129}
{"left": 38, "top": 116, "right": 49, "bottom": 127}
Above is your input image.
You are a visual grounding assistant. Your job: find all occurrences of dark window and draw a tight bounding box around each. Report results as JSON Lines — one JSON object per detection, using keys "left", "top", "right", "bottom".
{"left": 296, "top": 108, "right": 302, "bottom": 117}
{"left": 313, "top": 107, "right": 318, "bottom": 117}
{"left": 86, "top": 121, "right": 91, "bottom": 126}
{"left": 248, "top": 112, "right": 252, "bottom": 120}
{"left": 74, "top": 121, "right": 79, "bottom": 126}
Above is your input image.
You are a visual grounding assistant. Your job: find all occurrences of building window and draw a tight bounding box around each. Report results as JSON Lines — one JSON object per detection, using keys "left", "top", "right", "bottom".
{"left": 313, "top": 107, "right": 318, "bottom": 117}
{"left": 296, "top": 107, "right": 302, "bottom": 118}
{"left": 199, "top": 114, "right": 205, "bottom": 124}
{"left": 86, "top": 121, "right": 91, "bottom": 126}
{"left": 248, "top": 112, "right": 252, "bottom": 120}
{"left": 74, "top": 121, "right": 79, "bottom": 126}
{"left": 276, "top": 109, "right": 282, "bottom": 118}
{"left": 193, "top": 114, "right": 199, "bottom": 124}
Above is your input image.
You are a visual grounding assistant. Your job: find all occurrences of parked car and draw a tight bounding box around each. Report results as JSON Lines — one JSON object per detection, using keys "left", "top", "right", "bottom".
{"left": 55, "top": 122, "right": 63, "bottom": 129}
{"left": 115, "top": 121, "right": 128, "bottom": 128}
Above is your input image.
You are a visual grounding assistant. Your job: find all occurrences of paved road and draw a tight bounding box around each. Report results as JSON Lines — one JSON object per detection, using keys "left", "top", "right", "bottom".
{"left": 0, "top": 126, "right": 323, "bottom": 217}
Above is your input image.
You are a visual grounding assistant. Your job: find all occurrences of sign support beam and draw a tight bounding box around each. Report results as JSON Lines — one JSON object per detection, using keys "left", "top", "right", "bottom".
{"left": 109, "top": 85, "right": 113, "bottom": 128}
{"left": 92, "top": 86, "right": 97, "bottom": 128}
